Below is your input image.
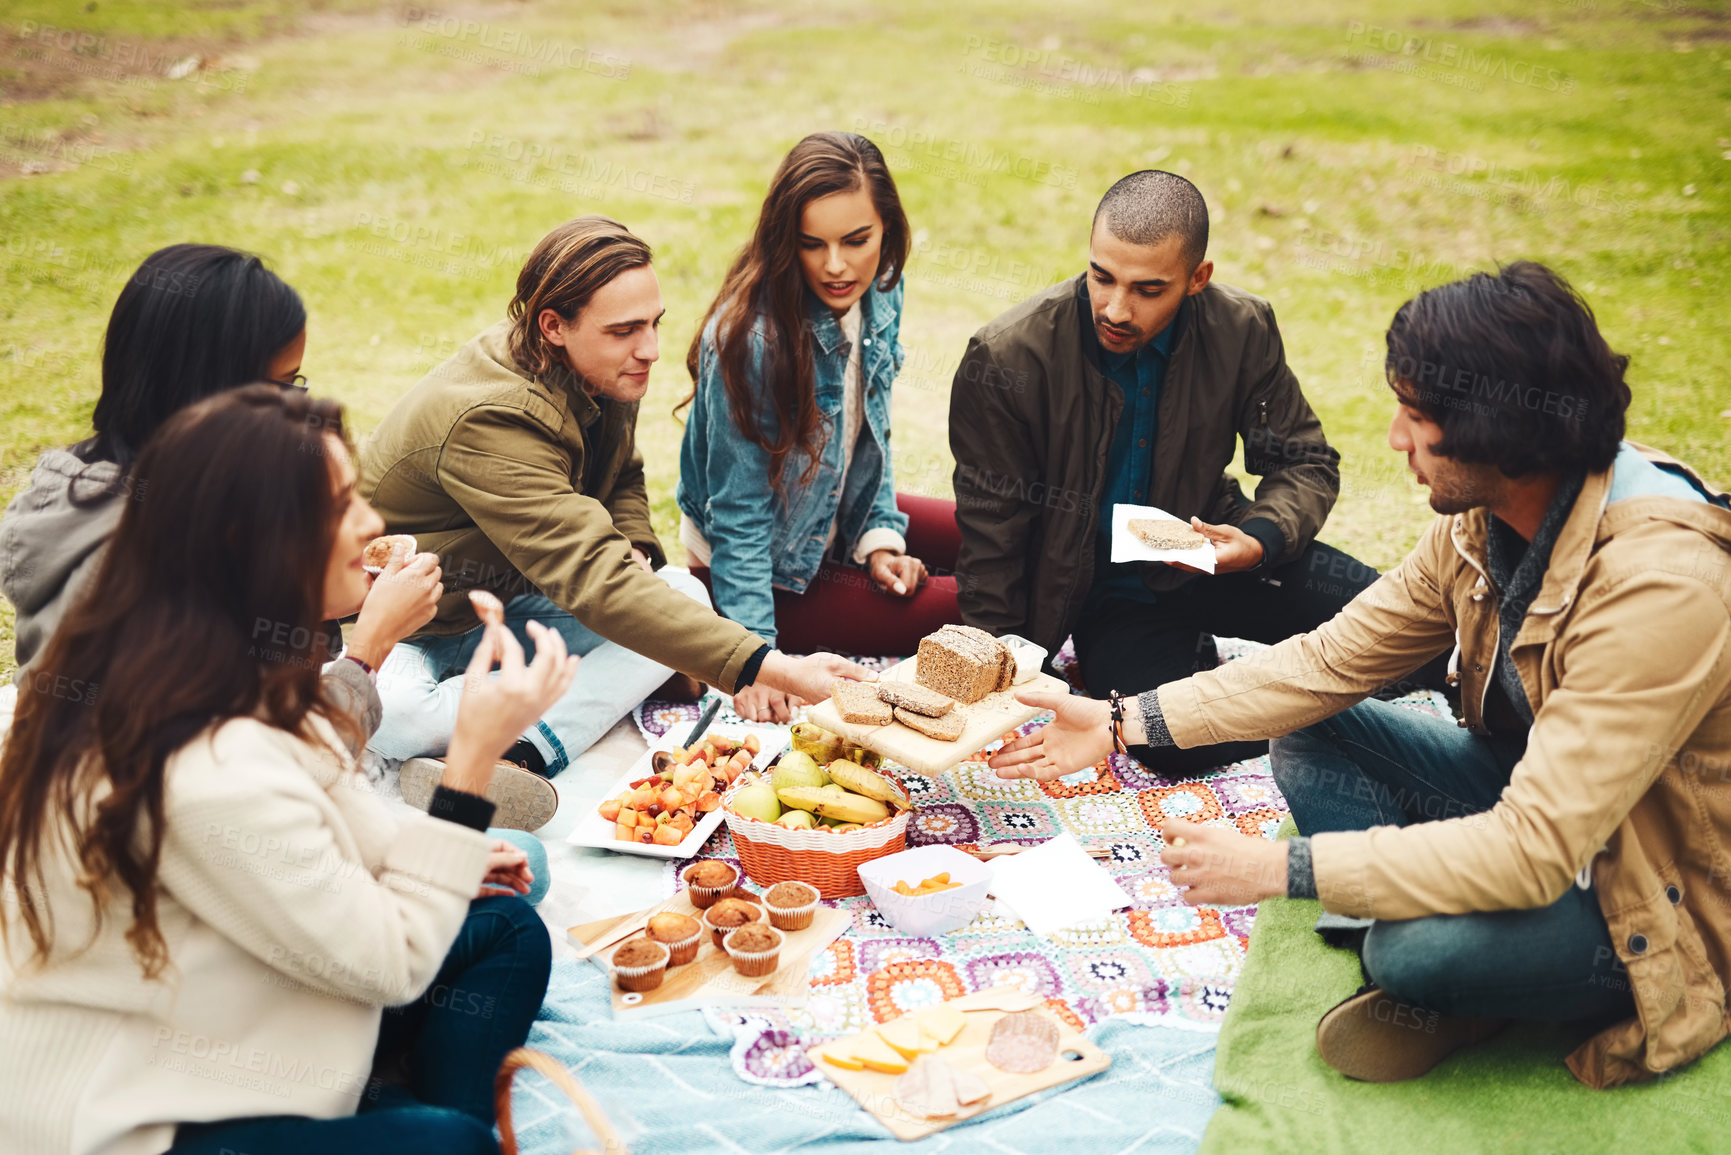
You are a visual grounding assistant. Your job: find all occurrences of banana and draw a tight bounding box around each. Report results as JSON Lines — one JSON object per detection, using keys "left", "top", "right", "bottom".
{"left": 776, "top": 784, "right": 891, "bottom": 825}
{"left": 826, "top": 759, "right": 912, "bottom": 811}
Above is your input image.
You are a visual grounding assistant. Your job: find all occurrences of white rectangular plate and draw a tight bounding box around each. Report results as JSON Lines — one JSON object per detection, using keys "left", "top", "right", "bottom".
{"left": 566, "top": 726, "right": 789, "bottom": 859}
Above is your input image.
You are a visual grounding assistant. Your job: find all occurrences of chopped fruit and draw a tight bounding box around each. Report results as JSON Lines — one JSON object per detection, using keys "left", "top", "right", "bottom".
{"left": 614, "top": 821, "right": 635, "bottom": 842}
{"left": 696, "top": 791, "right": 722, "bottom": 812}
{"left": 658, "top": 786, "right": 684, "bottom": 811}
{"left": 850, "top": 1031, "right": 911, "bottom": 1074}
{"left": 629, "top": 785, "right": 656, "bottom": 810}
{"left": 878, "top": 1016, "right": 935, "bottom": 1059}
{"left": 914, "top": 1003, "right": 967, "bottom": 1046}
{"left": 742, "top": 734, "right": 762, "bottom": 755}
{"left": 652, "top": 824, "right": 685, "bottom": 846}
{"left": 597, "top": 799, "right": 622, "bottom": 822}
{"left": 597, "top": 732, "right": 764, "bottom": 840}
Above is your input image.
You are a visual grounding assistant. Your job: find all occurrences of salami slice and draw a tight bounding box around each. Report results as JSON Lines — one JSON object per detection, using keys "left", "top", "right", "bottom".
{"left": 985, "top": 1011, "right": 1059, "bottom": 1074}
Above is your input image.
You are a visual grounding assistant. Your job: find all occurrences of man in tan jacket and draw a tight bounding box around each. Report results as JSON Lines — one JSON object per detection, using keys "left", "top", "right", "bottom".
{"left": 992, "top": 262, "right": 1731, "bottom": 1089}
{"left": 360, "top": 217, "right": 864, "bottom": 813}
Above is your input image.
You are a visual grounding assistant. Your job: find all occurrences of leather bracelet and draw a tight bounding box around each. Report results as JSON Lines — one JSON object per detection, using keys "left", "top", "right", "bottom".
{"left": 1107, "top": 690, "right": 1128, "bottom": 756}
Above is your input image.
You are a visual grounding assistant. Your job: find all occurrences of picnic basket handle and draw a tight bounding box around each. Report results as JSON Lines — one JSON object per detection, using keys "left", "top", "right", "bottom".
{"left": 495, "top": 1047, "right": 628, "bottom": 1155}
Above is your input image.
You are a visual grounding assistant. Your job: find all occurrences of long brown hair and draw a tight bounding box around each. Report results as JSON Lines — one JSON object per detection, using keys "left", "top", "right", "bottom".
{"left": 507, "top": 215, "right": 653, "bottom": 384}
{"left": 0, "top": 385, "right": 361, "bottom": 978}
{"left": 681, "top": 132, "right": 909, "bottom": 488}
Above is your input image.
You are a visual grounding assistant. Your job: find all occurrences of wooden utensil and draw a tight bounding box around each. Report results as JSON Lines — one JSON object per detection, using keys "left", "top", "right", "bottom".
{"left": 568, "top": 896, "right": 679, "bottom": 961}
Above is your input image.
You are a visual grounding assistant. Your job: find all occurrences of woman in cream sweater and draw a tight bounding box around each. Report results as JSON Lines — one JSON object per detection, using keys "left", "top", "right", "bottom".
{"left": 0, "top": 387, "right": 577, "bottom": 1155}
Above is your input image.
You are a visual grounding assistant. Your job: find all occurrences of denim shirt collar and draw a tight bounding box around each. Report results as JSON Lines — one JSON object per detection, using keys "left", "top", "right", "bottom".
{"left": 804, "top": 281, "right": 894, "bottom": 357}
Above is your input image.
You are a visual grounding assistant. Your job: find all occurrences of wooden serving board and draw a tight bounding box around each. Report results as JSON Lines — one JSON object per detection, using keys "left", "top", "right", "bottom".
{"left": 808, "top": 987, "right": 1111, "bottom": 1141}
{"left": 809, "top": 657, "right": 1066, "bottom": 776}
{"left": 568, "top": 894, "right": 850, "bottom": 1020}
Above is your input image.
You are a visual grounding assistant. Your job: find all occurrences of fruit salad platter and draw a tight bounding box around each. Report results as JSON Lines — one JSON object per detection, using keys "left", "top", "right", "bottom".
{"left": 567, "top": 728, "right": 790, "bottom": 859}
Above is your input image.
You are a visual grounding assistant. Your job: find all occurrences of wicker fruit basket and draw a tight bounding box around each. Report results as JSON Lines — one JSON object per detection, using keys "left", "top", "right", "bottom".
{"left": 721, "top": 773, "right": 913, "bottom": 898}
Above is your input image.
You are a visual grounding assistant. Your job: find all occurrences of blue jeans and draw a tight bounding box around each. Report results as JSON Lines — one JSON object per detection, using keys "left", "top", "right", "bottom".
{"left": 168, "top": 896, "right": 550, "bottom": 1155}
{"left": 491, "top": 828, "right": 550, "bottom": 907}
{"left": 1270, "top": 698, "right": 1635, "bottom": 1023}
{"left": 369, "top": 569, "right": 711, "bottom": 775}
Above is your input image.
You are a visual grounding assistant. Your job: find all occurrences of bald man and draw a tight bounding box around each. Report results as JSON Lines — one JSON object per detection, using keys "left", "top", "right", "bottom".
{"left": 950, "top": 171, "right": 1442, "bottom": 775}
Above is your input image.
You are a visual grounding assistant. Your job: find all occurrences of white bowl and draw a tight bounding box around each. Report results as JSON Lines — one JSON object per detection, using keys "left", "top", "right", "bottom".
{"left": 858, "top": 845, "right": 992, "bottom": 937}
{"left": 996, "top": 632, "right": 1048, "bottom": 685}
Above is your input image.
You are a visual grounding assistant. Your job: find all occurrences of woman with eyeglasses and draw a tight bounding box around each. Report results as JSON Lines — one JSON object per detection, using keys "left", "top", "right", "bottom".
{"left": 2, "top": 244, "right": 439, "bottom": 756}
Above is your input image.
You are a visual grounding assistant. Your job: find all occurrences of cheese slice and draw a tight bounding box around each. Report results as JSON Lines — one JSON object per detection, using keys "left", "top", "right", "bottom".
{"left": 914, "top": 1003, "right": 967, "bottom": 1047}
{"left": 818, "top": 1047, "right": 865, "bottom": 1071}
{"left": 851, "top": 1030, "right": 911, "bottom": 1074}
{"left": 878, "top": 1015, "right": 933, "bottom": 1059}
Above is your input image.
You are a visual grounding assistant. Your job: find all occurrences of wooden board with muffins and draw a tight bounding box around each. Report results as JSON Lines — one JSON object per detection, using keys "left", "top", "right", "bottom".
{"left": 807, "top": 984, "right": 1110, "bottom": 1141}
{"left": 567, "top": 863, "right": 849, "bottom": 1019}
{"left": 809, "top": 625, "right": 1069, "bottom": 777}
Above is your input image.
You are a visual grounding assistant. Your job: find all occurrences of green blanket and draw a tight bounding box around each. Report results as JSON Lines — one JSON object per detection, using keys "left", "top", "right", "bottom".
{"left": 1202, "top": 835, "right": 1731, "bottom": 1153}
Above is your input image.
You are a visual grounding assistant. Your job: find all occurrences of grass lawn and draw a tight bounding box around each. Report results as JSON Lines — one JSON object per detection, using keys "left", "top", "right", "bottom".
{"left": 2, "top": 0, "right": 1727, "bottom": 678}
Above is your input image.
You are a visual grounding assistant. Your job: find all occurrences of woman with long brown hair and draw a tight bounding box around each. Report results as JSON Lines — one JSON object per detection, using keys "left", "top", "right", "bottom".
{"left": 0, "top": 386, "right": 575, "bottom": 1155}
{"left": 677, "top": 132, "right": 962, "bottom": 722}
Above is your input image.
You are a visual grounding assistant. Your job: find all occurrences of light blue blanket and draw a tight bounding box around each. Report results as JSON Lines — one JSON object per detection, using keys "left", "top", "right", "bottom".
{"left": 506, "top": 960, "right": 1220, "bottom": 1154}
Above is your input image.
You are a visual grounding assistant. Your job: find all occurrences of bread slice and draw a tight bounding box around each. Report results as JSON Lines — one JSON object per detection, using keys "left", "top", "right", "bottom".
{"left": 831, "top": 679, "right": 894, "bottom": 726}
{"left": 1128, "top": 519, "right": 1208, "bottom": 551}
{"left": 876, "top": 681, "right": 954, "bottom": 717}
{"left": 895, "top": 707, "right": 965, "bottom": 742}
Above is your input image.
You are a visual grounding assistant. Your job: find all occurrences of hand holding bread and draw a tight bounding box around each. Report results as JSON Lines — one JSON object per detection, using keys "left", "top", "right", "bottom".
{"left": 348, "top": 537, "right": 443, "bottom": 669}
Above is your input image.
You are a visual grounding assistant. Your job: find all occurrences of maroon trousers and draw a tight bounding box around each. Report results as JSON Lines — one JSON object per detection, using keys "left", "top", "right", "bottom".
{"left": 690, "top": 493, "right": 962, "bottom": 658}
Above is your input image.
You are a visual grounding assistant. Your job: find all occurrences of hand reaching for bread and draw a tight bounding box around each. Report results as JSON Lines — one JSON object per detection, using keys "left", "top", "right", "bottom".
{"left": 348, "top": 539, "right": 442, "bottom": 669}
{"left": 757, "top": 651, "right": 876, "bottom": 705}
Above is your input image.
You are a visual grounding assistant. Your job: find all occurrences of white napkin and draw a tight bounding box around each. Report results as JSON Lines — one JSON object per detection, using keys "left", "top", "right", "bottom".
{"left": 987, "top": 833, "right": 1131, "bottom": 938}
{"left": 1110, "top": 503, "right": 1216, "bottom": 574}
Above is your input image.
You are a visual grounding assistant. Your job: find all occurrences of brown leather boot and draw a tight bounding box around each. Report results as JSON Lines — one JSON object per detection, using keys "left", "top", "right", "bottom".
{"left": 1316, "top": 986, "right": 1506, "bottom": 1082}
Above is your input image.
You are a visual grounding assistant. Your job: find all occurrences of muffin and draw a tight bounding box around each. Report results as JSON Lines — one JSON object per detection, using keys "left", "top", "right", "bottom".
{"left": 723, "top": 924, "right": 784, "bottom": 978}
{"left": 703, "top": 896, "right": 764, "bottom": 949}
{"left": 763, "top": 881, "right": 820, "bottom": 931}
{"left": 361, "top": 534, "right": 417, "bottom": 575}
{"left": 646, "top": 912, "right": 703, "bottom": 967}
{"left": 683, "top": 860, "right": 740, "bottom": 909}
{"left": 611, "top": 937, "right": 670, "bottom": 993}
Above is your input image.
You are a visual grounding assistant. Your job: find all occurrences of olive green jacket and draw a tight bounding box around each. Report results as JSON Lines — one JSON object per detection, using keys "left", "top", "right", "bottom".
{"left": 1160, "top": 446, "right": 1731, "bottom": 1088}
{"left": 358, "top": 321, "right": 765, "bottom": 692}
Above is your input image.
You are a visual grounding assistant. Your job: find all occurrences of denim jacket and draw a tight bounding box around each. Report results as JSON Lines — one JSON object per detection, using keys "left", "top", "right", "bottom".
{"left": 677, "top": 280, "right": 908, "bottom": 646}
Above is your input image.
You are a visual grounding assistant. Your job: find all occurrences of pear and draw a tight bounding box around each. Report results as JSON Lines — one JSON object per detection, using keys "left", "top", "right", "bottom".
{"left": 790, "top": 722, "right": 846, "bottom": 764}
{"left": 729, "top": 780, "right": 782, "bottom": 822}
{"left": 771, "top": 750, "right": 830, "bottom": 793}
{"left": 827, "top": 759, "right": 911, "bottom": 811}
{"left": 776, "top": 809, "right": 818, "bottom": 830}
{"left": 777, "top": 785, "right": 890, "bottom": 825}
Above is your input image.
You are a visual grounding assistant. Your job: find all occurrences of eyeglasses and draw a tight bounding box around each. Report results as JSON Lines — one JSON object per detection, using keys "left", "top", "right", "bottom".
{"left": 271, "top": 374, "right": 309, "bottom": 392}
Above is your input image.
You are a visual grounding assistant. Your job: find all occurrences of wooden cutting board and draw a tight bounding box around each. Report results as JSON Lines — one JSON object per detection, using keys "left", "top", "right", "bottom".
{"left": 568, "top": 894, "right": 850, "bottom": 1020}
{"left": 807, "top": 987, "right": 1111, "bottom": 1141}
{"left": 809, "top": 656, "right": 1066, "bottom": 776}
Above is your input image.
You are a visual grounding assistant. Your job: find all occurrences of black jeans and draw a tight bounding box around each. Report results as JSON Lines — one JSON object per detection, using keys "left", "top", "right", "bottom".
{"left": 168, "top": 895, "right": 551, "bottom": 1155}
{"left": 1072, "top": 540, "right": 1449, "bottom": 777}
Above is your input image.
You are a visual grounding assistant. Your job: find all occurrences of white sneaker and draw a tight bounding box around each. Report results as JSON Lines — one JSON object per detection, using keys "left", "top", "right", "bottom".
{"left": 399, "top": 757, "right": 559, "bottom": 832}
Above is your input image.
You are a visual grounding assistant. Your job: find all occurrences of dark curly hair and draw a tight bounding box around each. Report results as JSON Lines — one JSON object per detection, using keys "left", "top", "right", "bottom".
{"left": 1384, "top": 261, "right": 1631, "bottom": 478}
